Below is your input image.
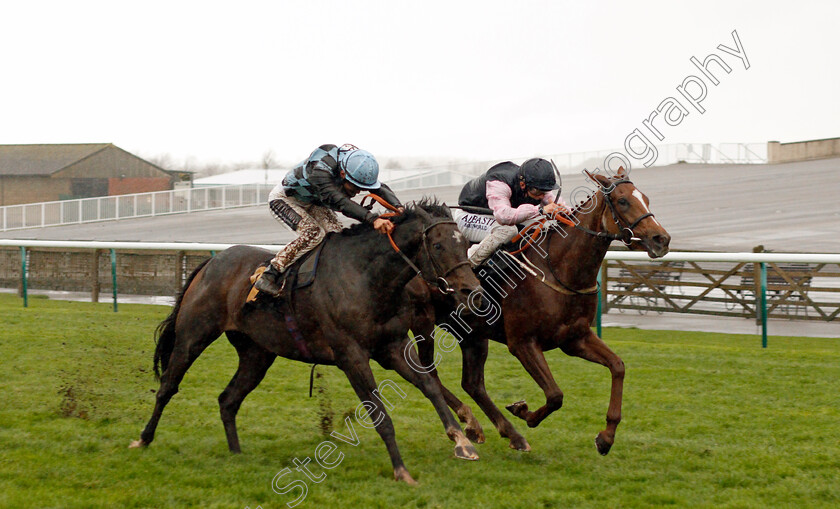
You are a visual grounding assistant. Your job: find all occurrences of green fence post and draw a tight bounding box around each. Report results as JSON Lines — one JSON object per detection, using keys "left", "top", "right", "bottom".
{"left": 596, "top": 266, "right": 603, "bottom": 338}
{"left": 760, "top": 262, "right": 768, "bottom": 348}
{"left": 20, "top": 246, "right": 27, "bottom": 308}
{"left": 110, "top": 249, "right": 118, "bottom": 312}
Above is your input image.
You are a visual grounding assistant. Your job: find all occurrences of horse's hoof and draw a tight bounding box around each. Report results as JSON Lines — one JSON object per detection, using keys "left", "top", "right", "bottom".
{"left": 506, "top": 400, "right": 528, "bottom": 419}
{"left": 508, "top": 435, "right": 531, "bottom": 452}
{"left": 128, "top": 439, "right": 147, "bottom": 449}
{"left": 454, "top": 443, "right": 479, "bottom": 461}
{"left": 394, "top": 466, "right": 418, "bottom": 485}
{"left": 595, "top": 432, "right": 613, "bottom": 456}
{"left": 465, "top": 426, "right": 485, "bottom": 444}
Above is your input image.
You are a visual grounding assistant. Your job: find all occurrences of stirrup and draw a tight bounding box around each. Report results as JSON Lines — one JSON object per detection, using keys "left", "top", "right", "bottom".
{"left": 254, "top": 266, "right": 285, "bottom": 298}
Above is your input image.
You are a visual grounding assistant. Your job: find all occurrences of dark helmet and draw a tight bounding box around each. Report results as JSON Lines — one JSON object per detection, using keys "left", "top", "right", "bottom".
{"left": 519, "top": 158, "right": 556, "bottom": 191}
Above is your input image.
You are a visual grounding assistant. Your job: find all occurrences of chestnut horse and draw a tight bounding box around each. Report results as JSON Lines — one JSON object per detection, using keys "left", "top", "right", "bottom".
{"left": 130, "top": 200, "right": 482, "bottom": 484}
{"left": 411, "top": 167, "right": 671, "bottom": 455}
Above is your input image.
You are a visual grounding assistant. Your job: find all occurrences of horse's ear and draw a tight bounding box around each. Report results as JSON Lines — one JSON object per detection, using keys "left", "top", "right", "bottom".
{"left": 584, "top": 169, "right": 610, "bottom": 188}
{"left": 617, "top": 166, "right": 627, "bottom": 177}
{"left": 414, "top": 205, "right": 433, "bottom": 223}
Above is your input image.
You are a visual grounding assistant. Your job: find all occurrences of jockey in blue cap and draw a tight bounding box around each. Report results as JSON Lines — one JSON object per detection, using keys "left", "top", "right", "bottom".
{"left": 256, "top": 143, "right": 403, "bottom": 297}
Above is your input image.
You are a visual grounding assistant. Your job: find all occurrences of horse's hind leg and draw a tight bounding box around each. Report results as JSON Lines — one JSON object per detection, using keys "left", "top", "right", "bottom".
{"left": 334, "top": 342, "right": 417, "bottom": 484}
{"left": 218, "top": 331, "right": 276, "bottom": 453}
{"left": 460, "top": 338, "right": 531, "bottom": 451}
{"left": 415, "top": 327, "right": 485, "bottom": 443}
{"left": 560, "top": 331, "right": 625, "bottom": 456}
{"left": 131, "top": 328, "right": 221, "bottom": 448}
{"left": 381, "top": 338, "right": 479, "bottom": 461}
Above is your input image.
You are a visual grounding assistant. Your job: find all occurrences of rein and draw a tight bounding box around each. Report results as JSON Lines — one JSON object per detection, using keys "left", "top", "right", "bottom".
{"left": 361, "top": 194, "right": 469, "bottom": 294}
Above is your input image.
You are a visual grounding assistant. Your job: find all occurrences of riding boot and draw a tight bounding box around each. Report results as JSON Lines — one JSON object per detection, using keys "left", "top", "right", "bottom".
{"left": 468, "top": 225, "right": 519, "bottom": 267}
{"left": 254, "top": 264, "right": 286, "bottom": 298}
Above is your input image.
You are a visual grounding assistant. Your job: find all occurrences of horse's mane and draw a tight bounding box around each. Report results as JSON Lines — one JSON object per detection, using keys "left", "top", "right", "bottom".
{"left": 339, "top": 197, "right": 452, "bottom": 237}
{"left": 567, "top": 175, "right": 622, "bottom": 216}
{"left": 570, "top": 192, "right": 598, "bottom": 216}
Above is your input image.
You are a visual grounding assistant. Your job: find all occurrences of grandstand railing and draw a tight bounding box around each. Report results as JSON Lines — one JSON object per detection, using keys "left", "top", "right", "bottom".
{"left": 0, "top": 184, "right": 274, "bottom": 232}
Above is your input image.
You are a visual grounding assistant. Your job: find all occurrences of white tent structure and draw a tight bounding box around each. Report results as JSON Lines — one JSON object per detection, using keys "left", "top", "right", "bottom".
{"left": 192, "top": 167, "right": 472, "bottom": 190}
{"left": 192, "top": 169, "right": 288, "bottom": 187}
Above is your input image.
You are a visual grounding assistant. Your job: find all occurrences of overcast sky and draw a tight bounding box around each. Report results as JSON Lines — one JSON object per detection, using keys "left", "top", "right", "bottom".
{"left": 1, "top": 1, "right": 837, "bottom": 167}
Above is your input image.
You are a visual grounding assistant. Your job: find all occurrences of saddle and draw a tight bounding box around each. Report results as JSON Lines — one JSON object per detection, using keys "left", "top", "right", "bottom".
{"left": 246, "top": 238, "right": 328, "bottom": 303}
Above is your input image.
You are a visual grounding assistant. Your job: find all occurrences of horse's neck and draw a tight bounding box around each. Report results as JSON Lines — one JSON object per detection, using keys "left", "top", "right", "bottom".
{"left": 347, "top": 220, "right": 425, "bottom": 293}
{"left": 545, "top": 193, "right": 611, "bottom": 287}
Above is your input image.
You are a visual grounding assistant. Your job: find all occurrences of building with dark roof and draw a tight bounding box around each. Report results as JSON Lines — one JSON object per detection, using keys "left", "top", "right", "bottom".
{"left": 0, "top": 143, "right": 190, "bottom": 206}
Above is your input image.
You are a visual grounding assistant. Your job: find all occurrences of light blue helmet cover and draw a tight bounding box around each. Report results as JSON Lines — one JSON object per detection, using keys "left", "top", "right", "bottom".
{"left": 338, "top": 147, "right": 381, "bottom": 190}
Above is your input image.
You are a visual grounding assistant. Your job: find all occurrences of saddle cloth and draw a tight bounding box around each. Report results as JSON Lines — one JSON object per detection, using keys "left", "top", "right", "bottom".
{"left": 246, "top": 239, "right": 328, "bottom": 303}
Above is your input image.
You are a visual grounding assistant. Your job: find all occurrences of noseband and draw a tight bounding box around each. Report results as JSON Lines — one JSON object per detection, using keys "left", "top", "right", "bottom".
{"left": 420, "top": 220, "right": 472, "bottom": 294}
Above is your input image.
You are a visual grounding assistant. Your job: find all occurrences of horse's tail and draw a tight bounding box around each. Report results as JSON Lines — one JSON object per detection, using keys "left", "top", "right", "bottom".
{"left": 153, "top": 257, "right": 212, "bottom": 380}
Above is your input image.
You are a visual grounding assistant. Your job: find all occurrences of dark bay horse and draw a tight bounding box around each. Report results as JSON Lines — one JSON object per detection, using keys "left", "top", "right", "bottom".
{"left": 411, "top": 167, "right": 671, "bottom": 455}
{"left": 130, "top": 200, "right": 482, "bottom": 484}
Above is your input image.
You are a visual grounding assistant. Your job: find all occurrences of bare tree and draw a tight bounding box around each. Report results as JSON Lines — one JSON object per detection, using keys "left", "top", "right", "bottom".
{"left": 261, "top": 149, "right": 277, "bottom": 169}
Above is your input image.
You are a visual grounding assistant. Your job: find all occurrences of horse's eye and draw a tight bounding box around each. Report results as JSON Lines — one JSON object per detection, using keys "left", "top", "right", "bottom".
{"left": 617, "top": 198, "right": 629, "bottom": 206}
{"left": 433, "top": 243, "right": 442, "bottom": 250}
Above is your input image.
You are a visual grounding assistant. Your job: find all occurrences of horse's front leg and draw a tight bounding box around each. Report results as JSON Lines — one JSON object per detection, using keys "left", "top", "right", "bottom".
{"left": 334, "top": 342, "right": 417, "bottom": 484}
{"left": 505, "top": 339, "right": 565, "bottom": 429}
{"left": 380, "top": 338, "right": 479, "bottom": 461}
{"left": 414, "top": 325, "right": 485, "bottom": 443}
{"left": 459, "top": 338, "right": 531, "bottom": 451}
{"left": 560, "top": 331, "right": 625, "bottom": 456}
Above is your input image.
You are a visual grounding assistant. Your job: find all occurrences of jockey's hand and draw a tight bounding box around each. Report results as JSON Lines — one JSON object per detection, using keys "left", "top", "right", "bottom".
{"left": 542, "top": 202, "right": 570, "bottom": 217}
{"left": 373, "top": 217, "right": 395, "bottom": 235}
{"left": 396, "top": 207, "right": 405, "bottom": 214}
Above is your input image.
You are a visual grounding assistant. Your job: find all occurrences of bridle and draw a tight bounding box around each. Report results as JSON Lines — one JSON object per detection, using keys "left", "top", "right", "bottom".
{"left": 362, "top": 195, "right": 470, "bottom": 294}
{"left": 569, "top": 179, "right": 654, "bottom": 246}
{"left": 508, "top": 178, "right": 656, "bottom": 296}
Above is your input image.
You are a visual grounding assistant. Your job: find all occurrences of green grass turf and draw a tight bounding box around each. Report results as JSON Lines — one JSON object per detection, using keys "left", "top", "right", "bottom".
{"left": 0, "top": 293, "right": 838, "bottom": 508}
